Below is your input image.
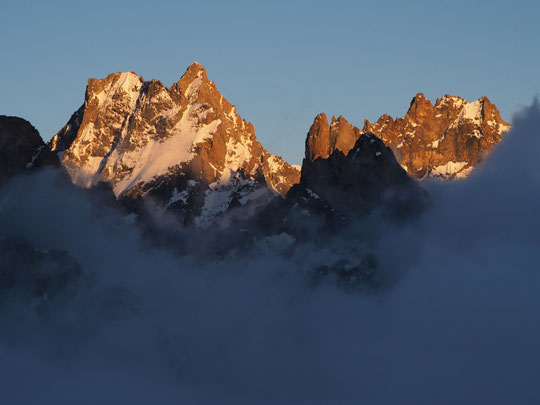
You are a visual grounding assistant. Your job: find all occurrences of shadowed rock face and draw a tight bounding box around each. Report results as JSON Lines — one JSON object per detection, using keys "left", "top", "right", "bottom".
{"left": 0, "top": 116, "right": 59, "bottom": 185}
{"left": 49, "top": 63, "right": 300, "bottom": 227}
{"left": 251, "top": 131, "right": 427, "bottom": 244}
{"left": 290, "top": 132, "right": 428, "bottom": 222}
{"left": 306, "top": 94, "right": 510, "bottom": 180}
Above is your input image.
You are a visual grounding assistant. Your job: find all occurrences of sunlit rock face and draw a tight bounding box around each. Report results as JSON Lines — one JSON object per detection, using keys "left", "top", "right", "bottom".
{"left": 306, "top": 94, "right": 510, "bottom": 180}
{"left": 50, "top": 63, "right": 300, "bottom": 226}
{"left": 0, "top": 116, "right": 59, "bottom": 185}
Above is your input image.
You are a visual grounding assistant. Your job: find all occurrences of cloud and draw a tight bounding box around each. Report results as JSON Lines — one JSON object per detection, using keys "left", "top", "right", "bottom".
{"left": 0, "top": 100, "right": 539, "bottom": 404}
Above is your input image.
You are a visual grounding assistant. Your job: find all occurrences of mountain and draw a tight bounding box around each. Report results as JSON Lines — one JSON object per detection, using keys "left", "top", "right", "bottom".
{"left": 49, "top": 63, "right": 300, "bottom": 226}
{"left": 298, "top": 131, "right": 428, "bottom": 218}
{"left": 0, "top": 116, "right": 59, "bottom": 185}
{"left": 292, "top": 130, "right": 428, "bottom": 222}
{"left": 307, "top": 94, "right": 510, "bottom": 179}
{"left": 253, "top": 129, "right": 429, "bottom": 244}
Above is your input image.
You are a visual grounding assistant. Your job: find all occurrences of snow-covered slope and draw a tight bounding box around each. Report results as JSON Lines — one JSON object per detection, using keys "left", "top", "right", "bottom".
{"left": 50, "top": 63, "right": 300, "bottom": 226}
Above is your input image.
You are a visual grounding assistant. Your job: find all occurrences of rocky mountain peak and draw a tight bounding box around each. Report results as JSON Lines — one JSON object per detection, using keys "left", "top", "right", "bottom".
{"left": 289, "top": 131, "right": 429, "bottom": 224}
{"left": 49, "top": 63, "right": 300, "bottom": 226}
{"left": 184, "top": 61, "right": 207, "bottom": 78}
{"left": 435, "top": 94, "right": 465, "bottom": 107}
{"left": 362, "top": 118, "right": 372, "bottom": 132}
{"left": 87, "top": 71, "right": 142, "bottom": 98}
{"left": 307, "top": 93, "right": 510, "bottom": 181}
{"left": 305, "top": 112, "right": 330, "bottom": 161}
{"left": 330, "top": 116, "right": 361, "bottom": 158}
{"left": 305, "top": 113, "right": 360, "bottom": 162}
{"left": 405, "top": 93, "right": 436, "bottom": 124}
{"left": 170, "top": 62, "right": 214, "bottom": 105}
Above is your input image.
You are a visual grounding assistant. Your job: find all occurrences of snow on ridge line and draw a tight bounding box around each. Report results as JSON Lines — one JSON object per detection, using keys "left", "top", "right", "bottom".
{"left": 93, "top": 72, "right": 142, "bottom": 107}
{"left": 184, "top": 70, "right": 203, "bottom": 102}
{"left": 460, "top": 100, "right": 483, "bottom": 122}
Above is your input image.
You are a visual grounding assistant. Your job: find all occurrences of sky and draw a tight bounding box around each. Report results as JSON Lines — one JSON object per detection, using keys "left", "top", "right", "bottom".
{"left": 1, "top": 0, "right": 539, "bottom": 164}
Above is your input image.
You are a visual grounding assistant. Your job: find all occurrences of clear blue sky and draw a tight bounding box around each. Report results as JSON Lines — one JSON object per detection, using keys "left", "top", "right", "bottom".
{"left": 1, "top": 0, "right": 538, "bottom": 164}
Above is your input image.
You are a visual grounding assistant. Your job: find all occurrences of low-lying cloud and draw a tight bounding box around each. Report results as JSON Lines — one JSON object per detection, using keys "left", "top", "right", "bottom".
{"left": 0, "top": 101, "right": 539, "bottom": 404}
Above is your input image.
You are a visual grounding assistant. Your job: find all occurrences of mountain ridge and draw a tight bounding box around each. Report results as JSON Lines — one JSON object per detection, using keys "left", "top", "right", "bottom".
{"left": 49, "top": 63, "right": 300, "bottom": 226}
{"left": 0, "top": 62, "right": 510, "bottom": 230}
{"left": 306, "top": 93, "right": 510, "bottom": 180}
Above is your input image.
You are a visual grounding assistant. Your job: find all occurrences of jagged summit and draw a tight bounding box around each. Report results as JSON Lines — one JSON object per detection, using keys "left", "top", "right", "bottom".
{"left": 405, "top": 93, "right": 435, "bottom": 123}
{"left": 305, "top": 113, "right": 361, "bottom": 162}
{"left": 306, "top": 93, "right": 510, "bottom": 180}
{"left": 186, "top": 61, "right": 208, "bottom": 77}
{"left": 300, "top": 132, "right": 428, "bottom": 216}
{"left": 276, "top": 130, "right": 429, "bottom": 233}
{"left": 366, "top": 93, "right": 510, "bottom": 178}
{"left": 49, "top": 63, "right": 300, "bottom": 226}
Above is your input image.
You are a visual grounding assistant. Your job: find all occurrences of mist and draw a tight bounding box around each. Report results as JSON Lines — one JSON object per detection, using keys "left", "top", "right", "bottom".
{"left": 1, "top": 101, "right": 539, "bottom": 404}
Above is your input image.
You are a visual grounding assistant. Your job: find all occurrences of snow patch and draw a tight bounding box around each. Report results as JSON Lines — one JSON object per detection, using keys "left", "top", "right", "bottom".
{"left": 94, "top": 72, "right": 141, "bottom": 107}
{"left": 196, "top": 176, "right": 269, "bottom": 228}
{"left": 26, "top": 145, "right": 45, "bottom": 169}
{"left": 447, "top": 100, "right": 482, "bottom": 128}
{"left": 224, "top": 137, "right": 252, "bottom": 172}
{"left": 430, "top": 161, "right": 470, "bottom": 179}
{"left": 439, "top": 95, "right": 465, "bottom": 109}
{"left": 167, "top": 189, "right": 189, "bottom": 206}
{"left": 228, "top": 106, "right": 239, "bottom": 127}
{"left": 184, "top": 71, "right": 203, "bottom": 103}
